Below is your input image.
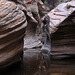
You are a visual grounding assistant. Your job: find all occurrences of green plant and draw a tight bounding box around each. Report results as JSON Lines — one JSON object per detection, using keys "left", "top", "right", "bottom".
{"left": 0, "top": 23, "right": 5, "bottom": 25}
{"left": 44, "top": 0, "right": 48, "bottom": 5}
{"left": 27, "top": 8, "right": 39, "bottom": 15}
{"left": 59, "top": 0, "right": 71, "bottom": 3}
{"left": 17, "top": 5, "right": 22, "bottom": 10}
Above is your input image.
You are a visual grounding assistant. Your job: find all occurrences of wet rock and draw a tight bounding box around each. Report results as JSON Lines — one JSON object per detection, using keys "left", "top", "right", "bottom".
{"left": 23, "top": 48, "right": 42, "bottom": 73}
{"left": 23, "top": 49, "right": 41, "bottom": 65}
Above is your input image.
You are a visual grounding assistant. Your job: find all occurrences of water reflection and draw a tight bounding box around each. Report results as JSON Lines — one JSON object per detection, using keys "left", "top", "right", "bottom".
{"left": 0, "top": 57, "right": 75, "bottom": 75}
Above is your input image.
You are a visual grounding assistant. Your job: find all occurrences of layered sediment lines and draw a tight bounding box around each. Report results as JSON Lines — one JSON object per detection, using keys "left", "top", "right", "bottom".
{"left": 0, "top": 0, "right": 27, "bottom": 68}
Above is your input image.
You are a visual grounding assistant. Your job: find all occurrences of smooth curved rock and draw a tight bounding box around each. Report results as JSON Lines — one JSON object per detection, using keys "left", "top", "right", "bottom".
{"left": 0, "top": 0, "right": 27, "bottom": 68}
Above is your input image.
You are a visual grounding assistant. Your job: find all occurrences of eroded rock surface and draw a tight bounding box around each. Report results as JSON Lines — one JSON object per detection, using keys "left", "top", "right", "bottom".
{"left": 24, "top": 1, "right": 75, "bottom": 57}
{"left": 0, "top": 0, "right": 27, "bottom": 68}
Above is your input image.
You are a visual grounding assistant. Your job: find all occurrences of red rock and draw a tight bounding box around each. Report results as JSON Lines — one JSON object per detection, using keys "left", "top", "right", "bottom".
{"left": 0, "top": 0, "right": 27, "bottom": 68}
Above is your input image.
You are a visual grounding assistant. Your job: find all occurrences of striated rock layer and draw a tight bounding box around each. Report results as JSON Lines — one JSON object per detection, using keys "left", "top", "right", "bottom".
{"left": 47, "top": 1, "right": 75, "bottom": 56}
{"left": 0, "top": 0, "right": 27, "bottom": 68}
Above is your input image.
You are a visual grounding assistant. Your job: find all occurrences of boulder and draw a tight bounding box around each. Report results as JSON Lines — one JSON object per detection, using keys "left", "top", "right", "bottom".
{"left": 46, "top": 1, "right": 75, "bottom": 57}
